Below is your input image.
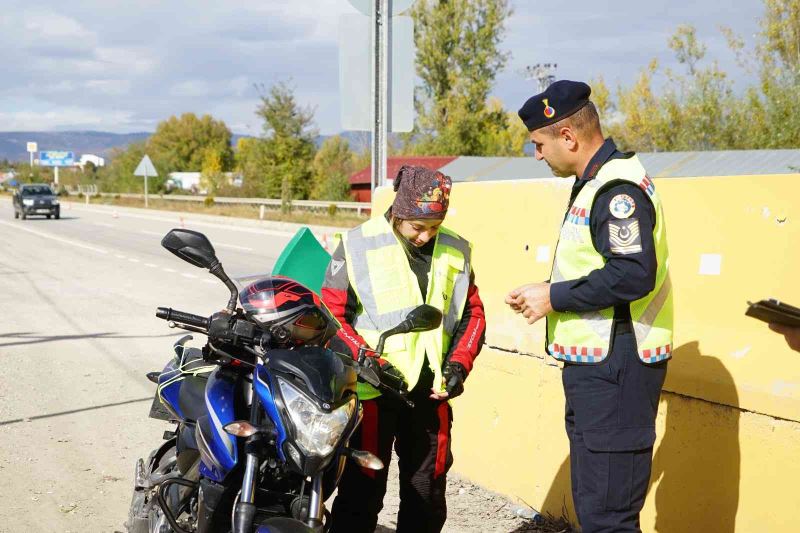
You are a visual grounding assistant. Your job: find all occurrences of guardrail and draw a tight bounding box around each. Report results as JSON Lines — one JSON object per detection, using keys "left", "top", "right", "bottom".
{"left": 65, "top": 190, "right": 372, "bottom": 216}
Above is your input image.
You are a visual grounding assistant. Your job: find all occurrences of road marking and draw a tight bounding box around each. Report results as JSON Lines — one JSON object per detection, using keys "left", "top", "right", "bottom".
{"left": 70, "top": 205, "right": 299, "bottom": 238}
{"left": 163, "top": 268, "right": 176, "bottom": 273}
{"left": 115, "top": 254, "right": 127, "bottom": 259}
{"left": 182, "top": 273, "right": 197, "bottom": 279}
{"left": 0, "top": 220, "right": 109, "bottom": 255}
{"left": 215, "top": 242, "right": 254, "bottom": 252}
{"left": 203, "top": 279, "right": 217, "bottom": 284}
{"left": 128, "top": 258, "right": 140, "bottom": 263}
{"left": 144, "top": 263, "right": 158, "bottom": 268}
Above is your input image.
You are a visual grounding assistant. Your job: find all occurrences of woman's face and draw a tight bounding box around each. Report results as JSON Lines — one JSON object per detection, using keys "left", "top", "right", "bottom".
{"left": 395, "top": 218, "right": 444, "bottom": 247}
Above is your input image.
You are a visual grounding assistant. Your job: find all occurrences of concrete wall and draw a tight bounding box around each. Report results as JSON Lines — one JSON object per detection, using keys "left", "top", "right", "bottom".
{"left": 374, "top": 173, "right": 800, "bottom": 532}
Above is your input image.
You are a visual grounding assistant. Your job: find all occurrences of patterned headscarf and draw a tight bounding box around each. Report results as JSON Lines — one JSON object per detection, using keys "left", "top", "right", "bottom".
{"left": 391, "top": 165, "right": 452, "bottom": 220}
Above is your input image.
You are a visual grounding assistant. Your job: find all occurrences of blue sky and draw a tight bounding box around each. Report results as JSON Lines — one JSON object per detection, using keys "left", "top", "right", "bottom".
{"left": 0, "top": 0, "right": 764, "bottom": 134}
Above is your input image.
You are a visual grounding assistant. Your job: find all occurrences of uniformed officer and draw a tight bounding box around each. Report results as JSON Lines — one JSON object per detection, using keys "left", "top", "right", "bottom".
{"left": 505, "top": 80, "right": 674, "bottom": 532}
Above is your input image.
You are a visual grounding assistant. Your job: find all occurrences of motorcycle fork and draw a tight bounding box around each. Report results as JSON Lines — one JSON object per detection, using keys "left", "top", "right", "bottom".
{"left": 233, "top": 371, "right": 261, "bottom": 533}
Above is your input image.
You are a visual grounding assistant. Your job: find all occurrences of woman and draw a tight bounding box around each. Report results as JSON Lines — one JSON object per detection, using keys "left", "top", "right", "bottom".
{"left": 322, "top": 165, "right": 486, "bottom": 533}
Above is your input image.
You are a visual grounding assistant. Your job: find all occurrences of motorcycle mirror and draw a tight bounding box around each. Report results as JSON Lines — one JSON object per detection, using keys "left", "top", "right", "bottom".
{"left": 401, "top": 304, "right": 443, "bottom": 333}
{"left": 161, "top": 229, "right": 219, "bottom": 269}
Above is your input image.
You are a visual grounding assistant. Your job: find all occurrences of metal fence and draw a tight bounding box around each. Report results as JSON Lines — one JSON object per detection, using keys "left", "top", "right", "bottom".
{"left": 66, "top": 189, "right": 372, "bottom": 216}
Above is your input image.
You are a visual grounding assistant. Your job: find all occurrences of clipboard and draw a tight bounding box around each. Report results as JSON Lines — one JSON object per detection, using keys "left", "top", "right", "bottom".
{"left": 746, "top": 298, "right": 800, "bottom": 328}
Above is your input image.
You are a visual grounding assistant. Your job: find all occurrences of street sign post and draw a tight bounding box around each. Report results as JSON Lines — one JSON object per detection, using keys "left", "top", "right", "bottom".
{"left": 339, "top": 0, "right": 416, "bottom": 198}
{"left": 39, "top": 151, "right": 75, "bottom": 185}
{"left": 134, "top": 155, "right": 158, "bottom": 208}
{"left": 27, "top": 142, "right": 37, "bottom": 168}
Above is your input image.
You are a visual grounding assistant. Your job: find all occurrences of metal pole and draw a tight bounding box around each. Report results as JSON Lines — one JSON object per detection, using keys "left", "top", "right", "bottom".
{"left": 371, "top": 0, "right": 389, "bottom": 197}
{"left": 54, "top": 166, "right": 59, "bottom": 186}
{"left": 144, "top": 168, "right": 149, "bottom": 208}
{"left": 29, "top": 152, "right": 33, "bottom": 168}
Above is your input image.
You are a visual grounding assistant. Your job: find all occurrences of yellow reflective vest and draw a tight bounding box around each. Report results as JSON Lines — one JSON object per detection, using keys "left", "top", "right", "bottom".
{"left": 339, "top": 216, "right": 472, "bottom": 399}
{"left": 547, "top": 155, "right": 674, "bottom": 364}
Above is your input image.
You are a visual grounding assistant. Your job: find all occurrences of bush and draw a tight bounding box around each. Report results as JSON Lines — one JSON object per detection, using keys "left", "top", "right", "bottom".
{"left": 204, "top": 196, "right": 215, "bottom": 207}
{"left": 327, "top": 203, "right": 338, "bottom": 217}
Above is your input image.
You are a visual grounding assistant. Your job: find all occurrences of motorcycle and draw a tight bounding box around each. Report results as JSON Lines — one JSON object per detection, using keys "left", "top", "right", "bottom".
{"left": 125, "top": 228, "right": 442, "bottom": 533}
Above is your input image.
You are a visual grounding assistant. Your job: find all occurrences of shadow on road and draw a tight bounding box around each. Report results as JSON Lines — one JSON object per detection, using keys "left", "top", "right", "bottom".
{"left": 0, "top": 330, "right": 185, "bottom": 348}
{"left": 0, "top": 396, "right": 153, "bottom": 427}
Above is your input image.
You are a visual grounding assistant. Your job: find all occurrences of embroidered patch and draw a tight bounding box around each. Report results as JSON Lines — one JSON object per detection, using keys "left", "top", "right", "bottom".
{"left": 330, "top": 259, "right": 345, "bottom": 276}
{"left": 608, "top": 218, "right": 642, "bottom": 255}
{"left": 543, "top": 98, "right": 556, "bottom": 118}
{"left": 609, "top": 194, "right": 636, "bottom": 219}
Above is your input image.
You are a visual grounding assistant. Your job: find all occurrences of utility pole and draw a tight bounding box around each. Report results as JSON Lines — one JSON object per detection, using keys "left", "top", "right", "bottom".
{"left": 371, "top": 0, "right": 390, "bottom": 198}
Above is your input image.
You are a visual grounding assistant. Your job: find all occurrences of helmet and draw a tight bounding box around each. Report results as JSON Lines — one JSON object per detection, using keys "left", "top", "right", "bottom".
{"left": 239, "top": 276, "right": 339, "bottom": 348}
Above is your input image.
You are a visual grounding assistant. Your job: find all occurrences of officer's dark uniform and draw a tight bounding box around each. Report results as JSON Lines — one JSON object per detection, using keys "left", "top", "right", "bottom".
{"left": 519, "top": 82, "right": 668, "bottom": 533}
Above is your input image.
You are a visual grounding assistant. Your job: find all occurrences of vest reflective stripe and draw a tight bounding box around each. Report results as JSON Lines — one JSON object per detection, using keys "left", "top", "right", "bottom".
{"left": 341, "top": 216, "right": 471, "bottom": 398}
{"left": 547, "top": 155, "right": 674, "bottom": 364}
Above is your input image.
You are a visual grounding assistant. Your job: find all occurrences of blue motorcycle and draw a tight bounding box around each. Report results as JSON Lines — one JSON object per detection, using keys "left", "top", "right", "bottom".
{"left": 125, "top": 228, "right": 441, "bottom": 533}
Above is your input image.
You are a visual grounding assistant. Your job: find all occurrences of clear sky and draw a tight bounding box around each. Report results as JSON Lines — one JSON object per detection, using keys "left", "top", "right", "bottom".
{"left": 0, "top": 0, "right": 764, "bottom": 134}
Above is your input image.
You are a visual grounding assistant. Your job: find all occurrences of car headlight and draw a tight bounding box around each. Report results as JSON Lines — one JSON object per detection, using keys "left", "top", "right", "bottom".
{"left": 51, "top": 199, "right": 59, "bottom": 205}
{"left": 278, "top": 378, "right": 355, "bottom": 457}
{"left": 22, "top": 199, "right": 34, "bottom": 206}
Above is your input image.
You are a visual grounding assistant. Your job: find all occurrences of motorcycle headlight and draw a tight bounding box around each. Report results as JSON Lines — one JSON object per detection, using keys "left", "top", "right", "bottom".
{"left": 22, "top": 199, "right": 34, "bottom": 206}
{"left": 278, "top": 378, "right": 355, "bottom": 457}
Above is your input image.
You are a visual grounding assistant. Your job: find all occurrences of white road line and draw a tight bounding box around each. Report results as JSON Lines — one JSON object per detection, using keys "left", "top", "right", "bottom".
{"left": 214, "top": 242, "right": 254, "bottom": 252}
{"left": 203, "top": 279, "right": 217, "bottom": 284}
{"left": 181, "top": 273, "right": 197, "bottom": 279}
{"left": 115, "top": 254, "right": 127, "bottom": 259}
{"left": 69, "top": 205, "right": 298, "bottom": 238}
{"left": 128, "top": 258, "right": 140, "bottom": 263}
{"left": 144, "top": 263, "right": 158, "bottom": 268}
{"left": 163, "top": 268, "right": 176, "bottom": 273}
{"left": 0, "top": 220, "right": 109, "bottom": 255}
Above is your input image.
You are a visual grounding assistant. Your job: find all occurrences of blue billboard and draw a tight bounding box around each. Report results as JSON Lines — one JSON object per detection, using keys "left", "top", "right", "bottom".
{"left": 39, "top": 151, "right": 75, "bottom": 167}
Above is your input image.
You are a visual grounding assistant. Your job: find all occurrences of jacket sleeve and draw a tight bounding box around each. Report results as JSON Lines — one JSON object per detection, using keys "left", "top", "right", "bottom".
{"left": 321, "top": 241, "right": 369, "bottom": 359}
{"left": 444, "top": 269, "right": 486, "bottom": 375}
{"left": 550, "top": 183, "right": 658, "bottom": 313}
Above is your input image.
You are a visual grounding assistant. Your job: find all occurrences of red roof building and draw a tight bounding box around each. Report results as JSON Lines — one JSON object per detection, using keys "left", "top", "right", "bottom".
{"left": 349, "top": 156, "right": 457, "bottom": 202}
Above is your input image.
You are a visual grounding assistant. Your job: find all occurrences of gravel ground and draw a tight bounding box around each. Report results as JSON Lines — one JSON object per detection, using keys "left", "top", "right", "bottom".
{"left": 375, "top": 456, "right": 575, "bottom": 533}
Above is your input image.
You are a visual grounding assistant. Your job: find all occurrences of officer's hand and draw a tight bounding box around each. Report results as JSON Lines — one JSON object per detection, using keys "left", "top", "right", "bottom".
{"left": 430, "top": 361, "right": 467, "bottom": 401}
{"left": 769, "top": 323, "right": 800, "bottom": 352}
{"left": 506, "top": 282, "right": 553, "bottom": 324}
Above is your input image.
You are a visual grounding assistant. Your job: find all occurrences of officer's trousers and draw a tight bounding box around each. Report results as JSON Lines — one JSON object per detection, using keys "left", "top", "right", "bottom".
{"left": 329, "top": 382, "right": 453, "bottom": 533}
{"left": 562, "top": 330, "right": 667, "bottom": 533}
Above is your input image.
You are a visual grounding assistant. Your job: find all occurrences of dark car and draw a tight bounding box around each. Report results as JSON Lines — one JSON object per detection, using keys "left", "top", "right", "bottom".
{"left": 13, "top": 184, "right": 60, "bottom": 220}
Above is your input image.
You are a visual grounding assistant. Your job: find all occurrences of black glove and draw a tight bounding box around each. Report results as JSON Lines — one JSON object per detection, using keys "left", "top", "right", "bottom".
{"left": 364, "top": 357, "right": 408, "bottom": 393}
{"left": 443, "top": 362, "right": 467, "bottom": 399}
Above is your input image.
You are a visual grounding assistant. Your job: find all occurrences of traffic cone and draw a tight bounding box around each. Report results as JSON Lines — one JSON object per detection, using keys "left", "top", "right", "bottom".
{"left": 112, "top": 210, "right": 118, "bottom": 219}
{"left": 180, "top": 216, "right": 185, "bottom": 228}
{"left": 321, "top": 233, "right": 330, "bottom": 252}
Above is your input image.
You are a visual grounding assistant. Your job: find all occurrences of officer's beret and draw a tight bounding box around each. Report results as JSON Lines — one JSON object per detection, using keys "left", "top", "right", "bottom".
{"left": 517, "top": 80, "right": 592, "bottom": 131}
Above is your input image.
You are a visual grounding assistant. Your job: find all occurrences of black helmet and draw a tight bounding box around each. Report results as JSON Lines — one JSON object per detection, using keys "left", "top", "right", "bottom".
{"left": 239, "top": 276, "right": 339, "bottom": 348}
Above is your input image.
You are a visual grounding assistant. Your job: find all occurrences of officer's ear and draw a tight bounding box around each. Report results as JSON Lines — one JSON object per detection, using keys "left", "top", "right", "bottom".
{"left": 559, "top": 126, "right": 578, "bottom": 151}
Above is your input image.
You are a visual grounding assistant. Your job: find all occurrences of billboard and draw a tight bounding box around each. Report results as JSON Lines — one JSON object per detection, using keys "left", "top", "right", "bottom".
{"left": 39, "top": 151, "right": 75, "bottom": 167}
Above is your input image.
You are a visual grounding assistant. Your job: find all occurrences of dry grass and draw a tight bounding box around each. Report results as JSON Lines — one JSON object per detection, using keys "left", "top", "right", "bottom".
{"left": 70, "top": 195, "right": 367, "bottom": 228}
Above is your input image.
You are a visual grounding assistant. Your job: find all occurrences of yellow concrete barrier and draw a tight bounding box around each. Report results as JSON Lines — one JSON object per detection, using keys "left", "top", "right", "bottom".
{"left": 374, "top": 173, "right": 800, "bottom": 531}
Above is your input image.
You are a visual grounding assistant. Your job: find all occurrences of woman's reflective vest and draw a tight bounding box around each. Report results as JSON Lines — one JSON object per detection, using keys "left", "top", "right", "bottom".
{"left": 547, "top": 155, "right": 674, "bottom": 364}
{"left": 339, "top": 216, "right": 472, "bottom": 399}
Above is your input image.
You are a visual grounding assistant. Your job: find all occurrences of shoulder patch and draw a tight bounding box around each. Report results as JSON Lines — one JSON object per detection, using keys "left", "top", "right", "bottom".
{"left": 608, "top": 218, "right": 642, "bottom": 255}
{"left": 609, "top": 194, "right": 636, "bottom": 219}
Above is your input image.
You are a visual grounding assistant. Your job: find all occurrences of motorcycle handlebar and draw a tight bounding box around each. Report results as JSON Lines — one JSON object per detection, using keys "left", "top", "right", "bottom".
{"left": 156, "top": 307, "right": 210, "bottom": 330}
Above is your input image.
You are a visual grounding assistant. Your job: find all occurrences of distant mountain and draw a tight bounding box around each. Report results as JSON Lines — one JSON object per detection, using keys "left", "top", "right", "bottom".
{"left": 0, "top": 131, "right": 150, "bottom": 162}
{"left": 0, "top": 131, "right": 256, "bottom": 163}
{"left": 0, "top": 130, "right": 375, "bottom": 163}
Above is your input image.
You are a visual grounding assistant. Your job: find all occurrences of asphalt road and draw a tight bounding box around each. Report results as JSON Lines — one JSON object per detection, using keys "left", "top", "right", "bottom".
{"left": 0, "top": 198, "right": 314, "bottom": 532}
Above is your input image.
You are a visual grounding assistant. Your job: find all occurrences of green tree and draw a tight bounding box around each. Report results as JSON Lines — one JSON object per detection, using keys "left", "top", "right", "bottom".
{"left": 148, "top": 113, "right": 234, "bottom": 173}
{"left": 96, "top": 142, "right": 151, "bottom": 193}
{"left": 311, "top": 135, "right": 355, "bottom": 201}
{"left": 408, "top": 0, "right": 517, "bottom": 155}
{"left": 253, "top": 81, "right": 317, "bottom": 209}
{"left": 200, "top": 147, "right": 226, "bottom": 193}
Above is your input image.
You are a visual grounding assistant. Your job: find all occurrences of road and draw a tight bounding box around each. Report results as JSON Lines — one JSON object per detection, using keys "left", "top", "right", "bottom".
{"left": 0, "top": 199, "right": 311, "bottom": 532}
{"left": 0, "top": 198, "right": 536, "bottom": 533}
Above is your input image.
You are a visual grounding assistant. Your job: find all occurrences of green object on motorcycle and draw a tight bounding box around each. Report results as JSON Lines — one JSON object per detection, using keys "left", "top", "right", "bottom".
{"left": 271, "top": 227, "right": 331, "bottom": 294}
